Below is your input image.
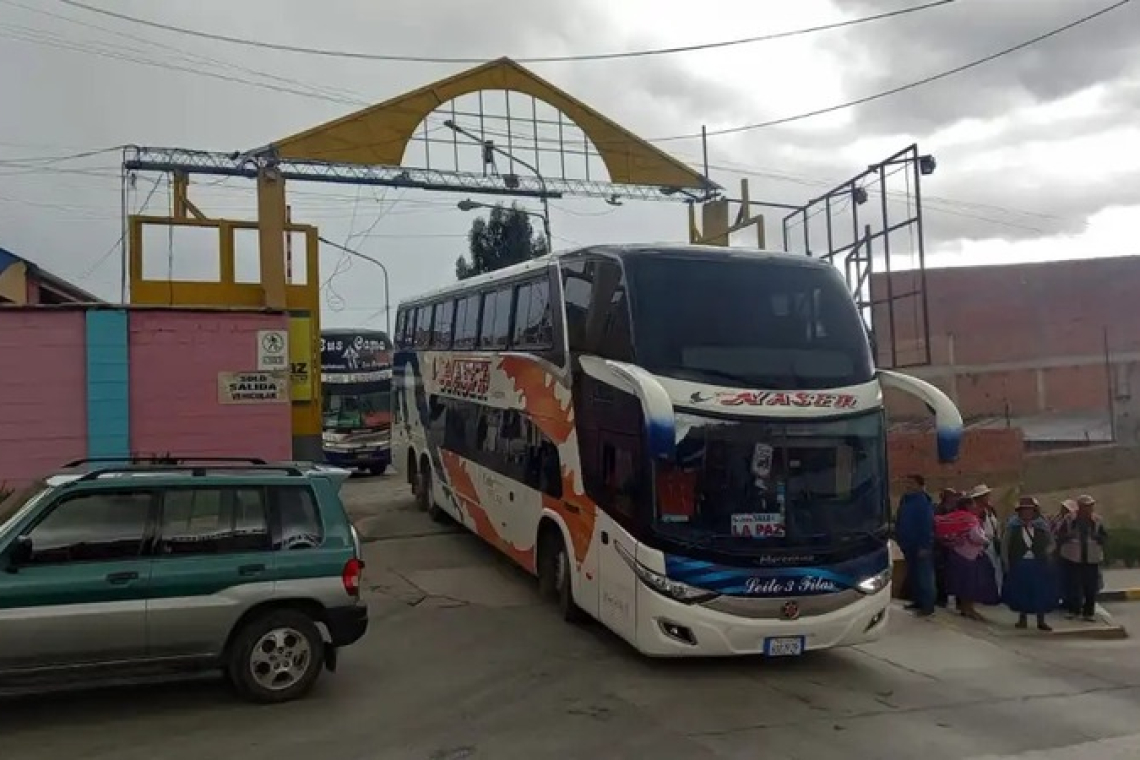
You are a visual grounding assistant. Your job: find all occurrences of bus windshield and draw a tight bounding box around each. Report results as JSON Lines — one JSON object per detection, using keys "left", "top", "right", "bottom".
{"left": 322, "top": 381, "right": 391, "bottom": 431}
{"left": 625, "top": 254, "right": 874, "bottom": 390}
{"left": 653, "top": 411, "right": 886, "bottom": 549}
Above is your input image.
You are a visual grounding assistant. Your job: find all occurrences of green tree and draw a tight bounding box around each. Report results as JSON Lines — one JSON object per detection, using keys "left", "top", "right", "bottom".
{"left": 456, "top": 202, "right": 548, "bottom": 280}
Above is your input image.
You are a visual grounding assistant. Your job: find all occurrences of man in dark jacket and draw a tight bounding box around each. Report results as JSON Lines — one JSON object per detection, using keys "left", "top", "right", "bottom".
{"left": 895, "top": 474, "right": 936, "bottom": 616}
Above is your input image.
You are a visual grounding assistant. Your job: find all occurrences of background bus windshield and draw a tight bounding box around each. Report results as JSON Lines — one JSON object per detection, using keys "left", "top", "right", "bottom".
{"left": 625, "top": 254, "right": 874, "bottom": 389}
{"left": 322, "top": 382, "right": 391, "bottom": 431}
{"left": 654, "top": 411, "right": 886, "bottom": 549}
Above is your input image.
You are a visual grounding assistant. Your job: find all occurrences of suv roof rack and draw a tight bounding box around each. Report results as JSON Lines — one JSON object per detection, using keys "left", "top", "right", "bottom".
{"left": 71, "top": 463, "right": 304, "bottom": 483}
{"left": 64, "top": 455, "right": 269, "bottom": 468}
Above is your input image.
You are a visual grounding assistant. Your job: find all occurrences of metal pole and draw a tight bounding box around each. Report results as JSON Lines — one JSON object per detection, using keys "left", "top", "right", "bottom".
{"left": 911, "top": 145, "right": 933, "bottom": 366}
{"left": 318, "top": 236, "right": 391, "bottom": 338}
{"left": 119, "top": 152, "right": 129, "bottom": 304}
{"left": 444, "top": 120, "right": 553, "bottom": 250}
{"left": 1104, "top": 326, "right": 1117, "bottom": 442}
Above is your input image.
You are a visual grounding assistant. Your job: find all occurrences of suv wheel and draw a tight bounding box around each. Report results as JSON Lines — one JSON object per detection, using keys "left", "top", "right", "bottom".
{"left": 228, "top": 609, "right": 325, "bottom": 704}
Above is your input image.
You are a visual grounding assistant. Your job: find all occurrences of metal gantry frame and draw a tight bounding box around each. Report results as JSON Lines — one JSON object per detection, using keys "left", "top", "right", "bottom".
{"left": 780, "top": 144, "right": 933, "bottom": 369}
{"left": 122, "top": 146, "right": 714, "bottom": 204}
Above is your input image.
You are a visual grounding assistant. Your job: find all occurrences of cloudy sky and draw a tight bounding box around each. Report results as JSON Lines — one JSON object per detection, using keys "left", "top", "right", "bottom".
{"left": 0, "top": 0, "right": 1137, "bottom": 330}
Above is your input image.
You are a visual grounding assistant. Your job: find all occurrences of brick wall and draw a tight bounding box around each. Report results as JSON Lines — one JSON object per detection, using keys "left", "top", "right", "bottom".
{"left": 888, "top": 428, "right": 1024, "bottom": 502}
{"left": 129, "top": 310, "right": 293, "bottom": 462}
{"left": 871, "top": 257, "right": 1139, "bottom": 420}
{"left": 0, "top": 310, "right": 87, "bottom": 488}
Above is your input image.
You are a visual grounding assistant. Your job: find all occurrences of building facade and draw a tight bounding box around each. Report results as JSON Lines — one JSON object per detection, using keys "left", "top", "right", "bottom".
{"left": 871, "top": 256, "right": 1140, "bottom": 444}
{"left": 0, "top": 306, "right": 293, "bottom": 489}
{"left": 0, "top": 246, "right": 103, "bottom": 305}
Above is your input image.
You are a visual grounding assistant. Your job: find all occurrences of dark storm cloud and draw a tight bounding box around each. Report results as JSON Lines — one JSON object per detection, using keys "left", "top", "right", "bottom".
{"left": 828, "top": 0, "right": 1140, "bottom": 133}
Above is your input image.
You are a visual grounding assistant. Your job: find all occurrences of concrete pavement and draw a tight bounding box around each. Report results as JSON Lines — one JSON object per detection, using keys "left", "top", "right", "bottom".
{"left": 5, "top": 473, "right": 1140, "bottom": 759}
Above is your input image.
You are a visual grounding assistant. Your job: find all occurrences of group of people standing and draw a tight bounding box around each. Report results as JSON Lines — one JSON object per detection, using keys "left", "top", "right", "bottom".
{"left": 895, "top": 475, "right": 1108, "bottom": 631}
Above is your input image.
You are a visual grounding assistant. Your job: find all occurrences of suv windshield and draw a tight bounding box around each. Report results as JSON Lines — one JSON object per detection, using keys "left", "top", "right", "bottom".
{"left": 0, "top": 480, "right": 50, "bottom": 533}
{"left": 625, "top": 254, "right": 873, "bottom": 390}
{"left": 653, "top": 411, "right": 886, "bottom": 550}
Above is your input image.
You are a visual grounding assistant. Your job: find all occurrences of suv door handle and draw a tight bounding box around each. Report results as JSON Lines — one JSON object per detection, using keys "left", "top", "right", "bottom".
{"left": 105, "top": 571, "right": 139, "bottom": 584}
{"left": 239, "top": 563, "right": 266, "bottom": 576}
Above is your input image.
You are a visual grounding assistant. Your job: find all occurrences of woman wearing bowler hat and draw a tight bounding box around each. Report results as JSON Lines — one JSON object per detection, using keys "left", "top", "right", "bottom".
{"left": 1002, "top": 496, "right": 1057, "bottom": 631}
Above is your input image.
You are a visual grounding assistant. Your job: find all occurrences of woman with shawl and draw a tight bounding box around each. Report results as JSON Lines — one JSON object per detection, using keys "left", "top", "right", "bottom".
{"left": 1001, "top": 496, "right": 1057, "bottom": 631}
{"left": 967, "top": 484, "right": 1004, "bottom": 600}
{"left": 936, "top": 495, "right": 1001, "bottom": 620}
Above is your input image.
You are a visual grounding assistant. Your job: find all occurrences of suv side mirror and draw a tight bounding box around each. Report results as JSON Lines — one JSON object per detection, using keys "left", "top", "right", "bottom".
{"left": 7, "top": 535, "right": 33, "bottom": 569}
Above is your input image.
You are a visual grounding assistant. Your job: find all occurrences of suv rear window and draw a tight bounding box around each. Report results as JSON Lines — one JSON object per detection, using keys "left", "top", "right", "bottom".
{"left": 160, "top": 488, "right": 272, "bottom": 555}
{"left": 272, "top": 486, "right": 324, "bottom": 550}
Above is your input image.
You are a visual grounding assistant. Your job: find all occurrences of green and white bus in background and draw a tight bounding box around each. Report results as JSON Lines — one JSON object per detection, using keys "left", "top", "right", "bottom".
{"left": 321, "top": 329, "right": 393, "bottom": 475}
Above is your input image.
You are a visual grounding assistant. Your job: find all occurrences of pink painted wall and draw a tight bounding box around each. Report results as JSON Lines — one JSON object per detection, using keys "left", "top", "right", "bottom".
{"left": 0, "top": 310, "right": 87, "bottom": 489}
{"left": 129, "top": 311, "right": 293, "bottom": 462}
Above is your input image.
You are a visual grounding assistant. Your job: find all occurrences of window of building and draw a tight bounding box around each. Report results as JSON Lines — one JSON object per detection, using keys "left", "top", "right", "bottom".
{"left": 159, "top": 488, "right": 271, "bottom": 555}
{"left": 453, "top": 294, "right": 481, "bottom": 350}
{"left": 478, "top": 287, "right": 513, "bottom": 349}
{"left": 511, "top": 278, "right": 554, "bottom": 349}
{"left": 27, "top": 491, "right": 153, "bottom": 564}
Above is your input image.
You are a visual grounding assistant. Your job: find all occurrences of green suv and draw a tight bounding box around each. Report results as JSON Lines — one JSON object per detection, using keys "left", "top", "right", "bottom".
{"left": 0, "top": 457, "right": 368, "bottom": 703}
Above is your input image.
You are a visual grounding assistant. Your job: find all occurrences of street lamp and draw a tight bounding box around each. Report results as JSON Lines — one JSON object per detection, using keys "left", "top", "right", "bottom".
{"left": 457, "top": 198, "right": 551, "bottom": 244}
{"left": 317, "top": 235, "right": 392, "bottom": 339}
{"left": 443, "top": 119, "right": 554, "bottom": 251}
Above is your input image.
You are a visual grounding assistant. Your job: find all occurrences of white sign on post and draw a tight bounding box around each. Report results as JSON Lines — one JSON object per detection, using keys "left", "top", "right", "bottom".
{"left": 257, "top": 329, "right": 289, "bottom": 371}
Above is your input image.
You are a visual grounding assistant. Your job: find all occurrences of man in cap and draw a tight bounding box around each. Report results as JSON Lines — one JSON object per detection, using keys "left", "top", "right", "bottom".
{"left": 895, "top": 475, "right": 936, "bottom": 616}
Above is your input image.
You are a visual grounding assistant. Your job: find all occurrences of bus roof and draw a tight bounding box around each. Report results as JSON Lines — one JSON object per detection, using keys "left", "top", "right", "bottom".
{"left": 397, "top": 244, "right": 828, "bottom": 308}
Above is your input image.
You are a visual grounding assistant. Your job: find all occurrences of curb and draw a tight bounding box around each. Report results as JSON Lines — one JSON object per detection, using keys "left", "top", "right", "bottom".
{"left": 1097, "top": 588, "right": 1140, "bottom": 603}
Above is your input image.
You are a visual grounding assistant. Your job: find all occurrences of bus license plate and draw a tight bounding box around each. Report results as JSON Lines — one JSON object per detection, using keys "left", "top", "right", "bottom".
{"left": 764, "top": 636, "right": 805, "bottom": 657}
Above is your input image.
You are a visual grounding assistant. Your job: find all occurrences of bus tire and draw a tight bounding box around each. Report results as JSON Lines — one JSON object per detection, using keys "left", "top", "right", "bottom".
{"left": 415, "top": 459, "right": 431, "bottom": 513}
{"left": 544, "top": 532, "right": 586, "bottom": 624}
{"left": 417, "top": 458, "right": 447, "bottom": 523}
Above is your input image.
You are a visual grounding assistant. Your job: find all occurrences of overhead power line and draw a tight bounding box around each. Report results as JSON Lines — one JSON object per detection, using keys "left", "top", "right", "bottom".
{"left": 653, "top": 0, "right": 1134, "bottom": 140}
{"left": 59, "top": 0, "right": 959, "bottom": 63}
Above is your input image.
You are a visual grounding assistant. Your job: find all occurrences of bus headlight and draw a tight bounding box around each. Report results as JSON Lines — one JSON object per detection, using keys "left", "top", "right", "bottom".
{"left": 615, "top": 541, "right": 718, "bottom": 604}
{"left": 856, "top": 568, "right": 892, "bottom": 595}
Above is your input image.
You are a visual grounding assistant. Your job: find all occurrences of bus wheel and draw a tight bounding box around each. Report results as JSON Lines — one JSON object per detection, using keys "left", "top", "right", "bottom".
{"left": 415, "top": 461, "right": 431, "bottom": 512}
{"left": 417, "top": 459, "right": 447, "bottom": 523}
{"left": 546, "top": 534, "right": 586, "bottom": 624}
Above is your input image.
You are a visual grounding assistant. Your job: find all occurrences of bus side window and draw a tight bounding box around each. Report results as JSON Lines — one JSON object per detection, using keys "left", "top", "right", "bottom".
{"left": 564, "top": 259, "right": 633, "bottom": 362}
{"left": 453, "top": 294, "right": 481, "bottom": 350}
{"left": 478, "top": 287, "right": 513, "bottom": 350}
{"left": 394, "top": 310, "right": 407, "bottom": 349}
{"left": 414, "top": 305, "right": 433, "bottom": 348}
{"left": 431, "top": 299, "right": 455, "bottom": 349}
{"left": 512, "top": 278, "right": 553, "bottom": 349}
{"left": 562, "top": 261, "right": 591, "bottom": 355}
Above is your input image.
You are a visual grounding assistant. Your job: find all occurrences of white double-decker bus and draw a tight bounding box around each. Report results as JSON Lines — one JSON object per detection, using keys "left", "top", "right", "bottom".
{"left": 392, "top": 244, "right": 962, "bottom": 657}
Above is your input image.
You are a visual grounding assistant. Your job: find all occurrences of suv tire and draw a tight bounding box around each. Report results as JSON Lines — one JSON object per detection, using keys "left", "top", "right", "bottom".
{"left": 227, "top": 609, "right": 325, "bottom": 704}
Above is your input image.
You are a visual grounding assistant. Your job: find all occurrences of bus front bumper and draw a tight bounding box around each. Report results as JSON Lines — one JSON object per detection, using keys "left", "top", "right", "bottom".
{"left": 634, "top": 585, "right": 892, "bottom": 657}
{"left": 323, "top": 448, "right": 391, "bottom": 469}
